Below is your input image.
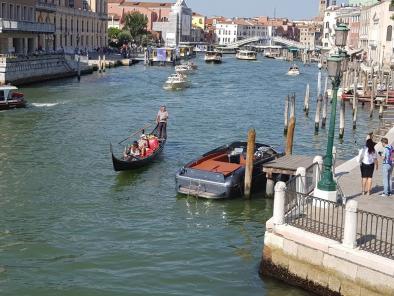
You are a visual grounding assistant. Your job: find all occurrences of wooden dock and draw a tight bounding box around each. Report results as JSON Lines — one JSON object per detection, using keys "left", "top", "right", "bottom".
{"left": 262, "top": 155, "right": 314, "bottom": 176}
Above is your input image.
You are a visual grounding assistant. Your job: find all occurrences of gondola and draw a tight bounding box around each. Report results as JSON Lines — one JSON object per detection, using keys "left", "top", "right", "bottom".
{"left": 110, "top": 125, "right": 166, "bottom": 171}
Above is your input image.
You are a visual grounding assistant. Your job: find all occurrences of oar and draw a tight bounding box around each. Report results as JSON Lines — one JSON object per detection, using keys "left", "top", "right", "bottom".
{"left": 118, "top": 123, "right": 152, "bottom": 145}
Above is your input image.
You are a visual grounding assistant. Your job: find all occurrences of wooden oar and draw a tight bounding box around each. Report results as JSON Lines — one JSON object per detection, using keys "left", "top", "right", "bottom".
{"left": 118, "top": 123, "right": 152, "bottom": 145}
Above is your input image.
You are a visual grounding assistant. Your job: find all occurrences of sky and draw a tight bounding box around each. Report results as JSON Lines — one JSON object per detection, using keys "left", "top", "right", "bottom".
{"left": 153, "top": 0, "right": 348, "bottom": 20}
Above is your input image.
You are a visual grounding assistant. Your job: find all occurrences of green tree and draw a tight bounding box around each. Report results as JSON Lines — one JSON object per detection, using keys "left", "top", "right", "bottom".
{"left": 118, "top": 31, "right": 132, "bottom": 46}
{"left": 108, "top": 27, "right": 122, "bottom": 41}
{"left": 123, "top": 12, "right": 148, "bottom": 44}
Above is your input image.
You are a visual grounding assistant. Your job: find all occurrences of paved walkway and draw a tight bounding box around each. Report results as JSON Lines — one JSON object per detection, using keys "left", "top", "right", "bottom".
{"left": 336, "top": 127, "right": 394, "bottom": 218}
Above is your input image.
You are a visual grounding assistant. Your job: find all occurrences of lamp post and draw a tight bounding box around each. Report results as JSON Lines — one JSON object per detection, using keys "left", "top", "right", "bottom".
{"left": 316, "top": 23, "right": 349, "bottom": 200}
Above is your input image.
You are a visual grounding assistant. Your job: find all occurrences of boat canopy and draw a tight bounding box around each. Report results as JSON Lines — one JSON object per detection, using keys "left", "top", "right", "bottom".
{"left": 0, "top": 85, "right": 18, "bottom": 102}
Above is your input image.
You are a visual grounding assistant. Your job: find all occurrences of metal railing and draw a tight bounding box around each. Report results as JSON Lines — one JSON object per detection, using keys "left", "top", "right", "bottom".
{"left": 357, "top": 210, "right": 394, "bottom": 260}
{"left": 284, "top": 192, "right": 344, "bottom": 242}
{"left": 0, "top": 19, "right": 55, "bottom": 33}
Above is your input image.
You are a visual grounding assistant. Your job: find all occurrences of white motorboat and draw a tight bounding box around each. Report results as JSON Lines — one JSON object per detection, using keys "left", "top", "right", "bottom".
{"left": 236, "top": 50, "right": 257, "bottom": 61}
{"left": 287, "top": 64, "right": 300, "bottom": 76}
{"left": 175, "top": 63, "right": 197, "bottom": 75}
{"left": 204, "top": 51, "right": 222, "bottom": 64}
{"left": 175, "top": 65, "right": 192, "bottom": 75}
{"left": 163, "top": 73, "right": 189, "bottom": 90}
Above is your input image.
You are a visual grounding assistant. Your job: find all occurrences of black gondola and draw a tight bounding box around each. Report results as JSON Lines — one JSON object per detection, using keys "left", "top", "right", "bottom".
{"left": 110, "top": 126, "right": 166, "bottom": 171}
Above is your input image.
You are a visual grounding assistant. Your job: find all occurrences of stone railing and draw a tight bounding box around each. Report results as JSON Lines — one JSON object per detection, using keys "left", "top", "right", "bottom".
{"left": 273, "top": 159, "right": 394, "bottom": 260}
{"left": 0, "top": 19, "right": 55, "bottom": 33}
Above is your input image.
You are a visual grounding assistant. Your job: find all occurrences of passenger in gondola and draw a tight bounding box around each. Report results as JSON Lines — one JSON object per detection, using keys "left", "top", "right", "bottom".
{"left": 138, "top": 130, "right": 149, "bottom": 156}
{"left": 124, "top": 141, "right": 141, "bottom": 161}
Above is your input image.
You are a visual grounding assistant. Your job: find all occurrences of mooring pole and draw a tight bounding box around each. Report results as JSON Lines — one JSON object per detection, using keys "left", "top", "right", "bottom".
{"left": 304, "top": 83, "right": 310, "bottom": 116}
{"left": 284, "top": 95, "right": 289, "bottom": 135}
{"left": 286, "top": 95, "right": 296, "bottom": 156}
{"left": 244, "top": 128, "right": 256, "bottom": 199}
{"left": 103, "top": 54, "right": 106, "bottom": 72}
{"left": 315, "top": 94, "right": 322, "bottom": 134}
{"left": 77, "top": 54, "right": 81, "bottom": 82}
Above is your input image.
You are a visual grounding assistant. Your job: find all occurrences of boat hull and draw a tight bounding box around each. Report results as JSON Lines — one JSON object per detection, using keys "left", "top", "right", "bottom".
{"left": 175, "top": 142, "right": 281, "bottom": 199}
{"left": 205, "top": 59, "right": 222, "bottom": 64}
{"left": 0, "top": 100, "right": 26, "bottom": 110}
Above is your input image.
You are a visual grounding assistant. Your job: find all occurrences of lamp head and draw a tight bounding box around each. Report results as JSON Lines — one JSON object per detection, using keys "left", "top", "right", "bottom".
{"left": 327, "top": 54, "right": 343, "bottom": 79}
{"left": 335, "top": 23, "right": 349, "bottom": 47}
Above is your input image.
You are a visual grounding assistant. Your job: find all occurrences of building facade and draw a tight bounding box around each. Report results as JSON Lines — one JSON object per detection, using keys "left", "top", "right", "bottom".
{"left": 108, "top": 0, "right": 172, "bottom": 31}
{"left": 295, "top": 21, "right": 322, "bottom": 50}
{"left": 35, "top": 0, "right": 107, "bottom": 54}
{"left": 0, "top": 0, "right": 55, "bottom": 54}
{"left": 322, "top": 5, "right": 360, "bottom": 50}
{"left": 215, "top": 19, "right": 269, "bottom": 45}
{"left": 152, "top": 0, "right": 192, "bottom": 47}
{"left": 348, "top": 0, "right": 379, "bottom": 6}
{"left": 360, "top": 0, "right": 394, "bottom": 64}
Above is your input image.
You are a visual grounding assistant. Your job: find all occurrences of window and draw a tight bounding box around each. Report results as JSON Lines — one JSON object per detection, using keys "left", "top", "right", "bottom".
{"left": 16, "top": 5, "right": 20, "bottom": 20}
{"left": 9, "top": 4, "right": 13, "bottom": 19}
{"left": 1, "top": 3, "right": 6, "bottom": 19}
{"left": 23, "top": 6, "right": 26, "bottom": 20}
{"left": 387, "top": 25, "right": 392, "bottom": 42}
{"left": 325, "top": 22, "right": 329, "bottom": 29}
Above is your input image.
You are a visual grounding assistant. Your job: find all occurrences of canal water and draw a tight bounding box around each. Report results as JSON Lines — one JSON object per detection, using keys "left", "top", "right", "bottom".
{"left": 0, "top": 56, "right": 379, "bottom": 295}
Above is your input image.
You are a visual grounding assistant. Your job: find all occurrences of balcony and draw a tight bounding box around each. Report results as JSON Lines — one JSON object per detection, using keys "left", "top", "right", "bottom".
{"left": 36, "top": 1, "right": 57, "bottom": 12}
{"left": 0, "top": 19, "right": 55, "bottom": 33}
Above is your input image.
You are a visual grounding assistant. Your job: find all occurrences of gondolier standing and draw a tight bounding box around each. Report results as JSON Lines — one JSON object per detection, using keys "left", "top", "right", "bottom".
{"left": 156, "top": 106, "right": 169, "bottom": 140}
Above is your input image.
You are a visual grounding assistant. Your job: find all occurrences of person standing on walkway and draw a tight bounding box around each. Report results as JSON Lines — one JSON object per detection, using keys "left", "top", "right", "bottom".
{"left": 357, "top": 139, "right": 378, "bottom": 195}
{"left": 156, "top": 106, "right": 169, "bottom": 140}
{"left": 380, "top": 137, "right": 393, "bottom": 197}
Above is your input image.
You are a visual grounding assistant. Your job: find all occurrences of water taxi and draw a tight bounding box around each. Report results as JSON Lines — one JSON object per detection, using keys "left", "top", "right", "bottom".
{"left": 236, "top": 50, "right": 257, "bottom": 61}
{"left": 287, "top": 64, "right": 300, "bottom": 76}
{"left": 204, "top": 51, "right": 222, "bottom": 64}
{"left": 163, "top": 73, "right": 189, "bottom": 90}
{"left": 175, "top": 63, "right": 197, "bottom": 75}
{"left": 176, "top": 142, "right": 282, "bottom": 199}
{"left": 0, "top": 85, "right": 26, "bottom": 110}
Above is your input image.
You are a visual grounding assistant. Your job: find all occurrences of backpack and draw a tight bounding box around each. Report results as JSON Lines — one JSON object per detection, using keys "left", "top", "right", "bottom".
{"left": 384, "top": 145, "right": 394, "bottom": 164}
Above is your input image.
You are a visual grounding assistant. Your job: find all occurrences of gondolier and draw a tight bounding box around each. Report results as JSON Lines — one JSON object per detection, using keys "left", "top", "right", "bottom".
{"left": 156, "top": 106, "right": 169, "bottom": 140}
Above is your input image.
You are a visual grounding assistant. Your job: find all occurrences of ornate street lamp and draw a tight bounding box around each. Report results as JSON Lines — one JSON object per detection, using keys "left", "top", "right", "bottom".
{"left": 316, "top": 24, "right": 349, "bottom": 198}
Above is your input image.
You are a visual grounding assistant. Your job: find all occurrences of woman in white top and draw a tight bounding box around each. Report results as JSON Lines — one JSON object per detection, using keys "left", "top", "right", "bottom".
{"left": 358, "top": 139, "right": 378, "bottom": 195}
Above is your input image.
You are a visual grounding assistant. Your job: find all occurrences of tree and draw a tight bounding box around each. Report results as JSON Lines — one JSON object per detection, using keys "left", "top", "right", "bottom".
{"left": 108, "top": 27, "right": 122, "bottom": 41}
{"left": 118, "top": 31, "right": 132, "bottom": 46}
{"left": 123, "top": 12, "right": 148, "bottom": 44}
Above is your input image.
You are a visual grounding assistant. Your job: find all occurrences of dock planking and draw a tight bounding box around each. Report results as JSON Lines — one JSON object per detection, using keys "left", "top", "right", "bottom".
{"left": 262, "top": 155, "right": 314, "bottom": 176}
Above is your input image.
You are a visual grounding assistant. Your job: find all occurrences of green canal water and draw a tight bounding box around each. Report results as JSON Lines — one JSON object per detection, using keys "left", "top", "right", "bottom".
{"left": 0, "top": 56, "right": 379, "bottom": 295}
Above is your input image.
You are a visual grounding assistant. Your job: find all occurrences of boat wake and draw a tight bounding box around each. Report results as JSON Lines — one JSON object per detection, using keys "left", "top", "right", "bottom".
{"left": 31, "top": 103, "right": 59, "bottom": 108}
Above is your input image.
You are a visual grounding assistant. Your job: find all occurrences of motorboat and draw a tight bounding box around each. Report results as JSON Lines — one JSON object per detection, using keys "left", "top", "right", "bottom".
{"left": 175, "top": 63, "right": 197, "bottom": 75}
{"left": 163, "top": 73, "right": 189, "bottom": 90}
{"left": 236, "top": 50, "right": 257, "bottom": 61}
{"left": 287, "top": 64, "right": 300, "bottom": 76}
{"left": 0, "top": 85, "right": 26, "bottom": 110}
{"left": 204, "top": 51, "right": 222, "bottom": 64}
{"left": 175, "top": 142, "right": 282, "bottom": 199}
{"left": 175, "top": 65, "right": 192, "bottom": 75}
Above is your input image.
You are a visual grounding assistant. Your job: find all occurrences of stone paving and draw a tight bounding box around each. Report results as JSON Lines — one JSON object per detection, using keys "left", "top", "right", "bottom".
{"left": 336, "top": 126, "right": 394, "bottom": 219}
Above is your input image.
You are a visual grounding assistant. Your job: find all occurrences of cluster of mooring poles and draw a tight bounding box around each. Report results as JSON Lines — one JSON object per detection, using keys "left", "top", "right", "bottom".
{"left": 285, "top": 59, "right": 394, "bottom": 142}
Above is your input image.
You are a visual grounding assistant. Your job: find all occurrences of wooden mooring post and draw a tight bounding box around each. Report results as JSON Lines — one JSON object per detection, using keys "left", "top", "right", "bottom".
{"left": 370, "top": 75, "right": 376, "bottom": 118}
{"left": 304, "top": 84, "right": 310, "bottom": 116}
{"left": 315, "top": 94, "right": 322, "bottom": 134}
{"left": 339, "top": 96, "right": 345, "bottom": 140}
{"left": 353, "top": 72, "right": 358, "bottom": 130}
{"left": 77, "top": 55, "right": 81, "bottom": 82}
{"left": 244, "top": 128, "right": 256, "bottom": 199}
{"left": 284, "top": 95, "right": 289, "bottom": 135}
{"left": 322, "top": 91, "right": 328, "bottom": 128}
{"left": 103, "top": 55, "right": 106, "bottom": 72}
{"left": 98, "top": 55, "right": 102, "bottom": 73}
{"left": 286, "top": 94, "right": 296, "bottom": 155}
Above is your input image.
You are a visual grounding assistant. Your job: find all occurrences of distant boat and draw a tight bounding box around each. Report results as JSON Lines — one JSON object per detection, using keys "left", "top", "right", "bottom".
{"left": 0, "top": 85, "right": 26, "bottom": 110}
{"left": 287, "top": 64, "right": 300, "bottom": 76}
{"left": 175, "top": 142, "right": 282, "bottom": 199}
{"left": 163, "top": 73, "right": 189, "bottom": 90}
{"left": 236, "top": 50, "right": 257, "bottom": 61}
{"left": 110, "top": 126, "right": 166, "bottom": 172}
{"left": 204, "top": 51, "right": 223, "bottom": 64}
